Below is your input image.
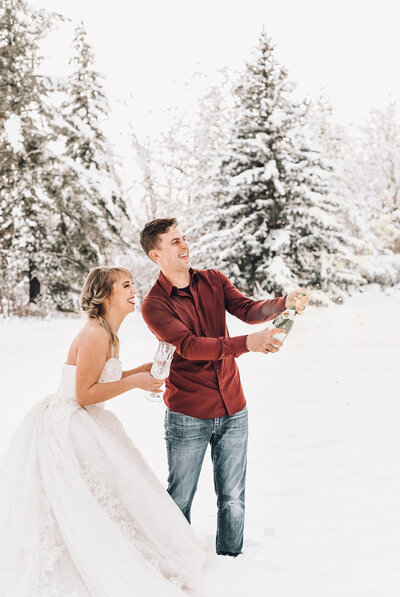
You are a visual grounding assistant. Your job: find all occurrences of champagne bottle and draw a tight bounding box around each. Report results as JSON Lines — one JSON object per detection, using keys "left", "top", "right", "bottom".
{"left": 271, "top": 305, "right": 296, "bottom": 343}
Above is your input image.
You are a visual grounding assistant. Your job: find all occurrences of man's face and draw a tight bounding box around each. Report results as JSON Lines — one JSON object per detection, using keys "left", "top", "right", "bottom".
{"left": 150, "top": 226, "right": 191, "bottom": 274}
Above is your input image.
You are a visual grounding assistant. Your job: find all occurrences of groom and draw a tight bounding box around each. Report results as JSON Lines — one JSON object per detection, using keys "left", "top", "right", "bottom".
{"left": 140, "top": 218, "right": 309, "bottom": 556}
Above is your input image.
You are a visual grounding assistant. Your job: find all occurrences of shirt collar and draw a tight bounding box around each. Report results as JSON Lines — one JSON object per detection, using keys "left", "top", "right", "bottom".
{"left": 157, "top": 268, "right": 198, "bottom": 297}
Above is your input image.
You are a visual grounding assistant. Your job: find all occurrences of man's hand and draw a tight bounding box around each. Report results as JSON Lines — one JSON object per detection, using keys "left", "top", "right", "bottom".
{"left": 246, "top": 327, "right": 285, "bottom": 354}
{"left": 285, "top": 288, "right": 310, "bottom": 314}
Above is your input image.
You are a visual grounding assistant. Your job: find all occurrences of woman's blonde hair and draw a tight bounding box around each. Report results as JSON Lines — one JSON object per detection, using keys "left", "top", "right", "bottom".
{"left": 80, "top": 265, "right": 132, "bottom": 356}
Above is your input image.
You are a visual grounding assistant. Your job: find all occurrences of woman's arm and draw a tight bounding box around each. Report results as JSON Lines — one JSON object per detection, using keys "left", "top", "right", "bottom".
{"left": 121, "top": 362, "right": 152, "bottom": 379}
{"left": 75, "top": 330, "right": 162, "bottom": 406}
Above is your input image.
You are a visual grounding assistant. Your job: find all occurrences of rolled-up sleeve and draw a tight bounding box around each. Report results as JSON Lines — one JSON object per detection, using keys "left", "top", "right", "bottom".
{"left": 221, "top": 272, "right": 286, "bottom": 323}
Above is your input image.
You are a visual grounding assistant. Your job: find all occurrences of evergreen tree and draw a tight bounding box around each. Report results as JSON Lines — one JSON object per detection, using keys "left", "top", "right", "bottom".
{"left": 358, "top": 103, "right": 400, "bottom": 254}
{"left": 0, "top": 12, "right": 129, "bottom": 313}
{"left": 62, "top": 24, "right": 114, "bottom": 173}
{"left": 194, "top": 31, "right": 358, "bottom": 302}
{"left": 338, "top": 103, "right": 400, "bottom": 287}
{"left": 305, "top": 96, "right": 370, "bottom": 252}
{"left": 43, "top": 23, "right": 129, "bottom": 310}
{"left": 305, "top": 96, "right": 400, "bottom": 289}
{"left": 0, "top": 0, "right": 58, "bottom": 313}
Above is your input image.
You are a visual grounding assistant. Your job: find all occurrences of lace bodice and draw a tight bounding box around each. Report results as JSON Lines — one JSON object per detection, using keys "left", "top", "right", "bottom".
{"left": 48, "top": 357, "right": 122, "bottom": 408}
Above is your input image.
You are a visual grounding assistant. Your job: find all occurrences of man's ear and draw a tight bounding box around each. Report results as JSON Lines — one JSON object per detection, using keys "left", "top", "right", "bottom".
{"left": 149, "top": 249, "right": 158, "bottom": 263}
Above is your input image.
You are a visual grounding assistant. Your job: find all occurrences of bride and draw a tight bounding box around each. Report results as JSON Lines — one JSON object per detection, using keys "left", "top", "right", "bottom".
{"left": 0, "top": 266, "right": 210, "bottom": 597}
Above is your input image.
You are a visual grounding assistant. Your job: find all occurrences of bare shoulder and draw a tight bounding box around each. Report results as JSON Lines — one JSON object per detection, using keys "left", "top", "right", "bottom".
{"left": 79, "top": 320, "right": 109, "bottom": 347}
{"left": 67, "top": 319, "right": 109, "bottom": 364}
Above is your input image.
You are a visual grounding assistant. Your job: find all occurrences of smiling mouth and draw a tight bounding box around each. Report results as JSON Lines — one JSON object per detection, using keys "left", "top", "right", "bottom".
{"left": 127, "top": 298, "right": 135, "bottom": 304}
{"left": 179, "top": 253, "right": 189, "bottom": 259}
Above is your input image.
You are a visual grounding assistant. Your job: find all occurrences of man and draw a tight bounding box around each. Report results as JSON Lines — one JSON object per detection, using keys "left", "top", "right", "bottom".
{"left": 140, "top": 218, "right": 309, "bottom": 556}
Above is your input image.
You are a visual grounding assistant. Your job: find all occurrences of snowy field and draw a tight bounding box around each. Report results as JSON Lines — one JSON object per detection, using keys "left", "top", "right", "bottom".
{"left": 0, "top": 285, "right": 399, "bottom": 597}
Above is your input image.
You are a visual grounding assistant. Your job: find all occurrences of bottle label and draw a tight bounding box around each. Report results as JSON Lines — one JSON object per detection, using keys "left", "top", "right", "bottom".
{"left": 281, "top": 309, "right": 295, "bottom": 321}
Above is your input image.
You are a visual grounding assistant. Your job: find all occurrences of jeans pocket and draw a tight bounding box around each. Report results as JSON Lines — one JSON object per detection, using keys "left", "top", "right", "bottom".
{"left": 166, "top": 410, "right": 211, "bottom": 445}
{"left": 225, "top": 406, "right": 248, "bottom": 436}
{"left": 167, "top": 410, "right": 204, "bottom": 428}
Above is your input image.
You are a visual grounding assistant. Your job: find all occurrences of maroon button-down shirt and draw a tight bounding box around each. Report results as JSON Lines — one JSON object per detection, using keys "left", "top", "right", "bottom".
{"left": 141, "top": 268, "right": 286, "bottom": 419}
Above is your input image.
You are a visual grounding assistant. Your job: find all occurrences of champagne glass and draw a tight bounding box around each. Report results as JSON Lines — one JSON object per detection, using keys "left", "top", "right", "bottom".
{"left": 146, "top": 341, "right": 176, "bottom": 402}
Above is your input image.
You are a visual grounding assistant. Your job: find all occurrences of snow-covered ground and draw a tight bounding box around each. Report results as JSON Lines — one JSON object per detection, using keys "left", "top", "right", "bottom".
{"left": 0, "top": 286, "right": 399, "bottom": 596}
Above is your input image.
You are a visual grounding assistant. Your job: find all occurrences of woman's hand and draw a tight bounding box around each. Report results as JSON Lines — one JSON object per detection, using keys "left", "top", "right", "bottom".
{"left": 121, "top": 362, "right": 156, "bottom": 380}
{"left": 131, "top": 372, "right": 165, "bottom": 393}
{"left": 140, "top": 362, "right": 153, "bottom": 373}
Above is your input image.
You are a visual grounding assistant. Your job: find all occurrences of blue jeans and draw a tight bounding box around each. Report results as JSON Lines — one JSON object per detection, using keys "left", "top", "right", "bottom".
{"left": 164, "top": 405, "right": 248, "bottom": 555}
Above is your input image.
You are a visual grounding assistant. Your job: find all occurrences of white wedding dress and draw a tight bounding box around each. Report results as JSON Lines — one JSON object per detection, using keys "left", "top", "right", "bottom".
{"left": 0, "top": 358, "right": 210, "bottom": 597}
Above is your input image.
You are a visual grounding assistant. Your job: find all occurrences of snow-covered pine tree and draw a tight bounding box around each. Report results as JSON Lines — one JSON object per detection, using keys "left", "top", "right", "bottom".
{"left": 0, "top": 0, "right": 59, "bottom": 314}
{"left": 62, "top": 24, "right": 114, "bottom": 173}
{"left": 41, "top": 23, "right": 130, "bottom": 310}
{"left": 339, "top": 103, "right": 400, "bottom": 286}
{"left": 194, "top": 31, "right": 358, "bottom": 302}
{"left": 305, "top": 96, "right": 368, "bottom": 251}
{"left": 359, "top": 103, "right": 400, "bottom": 253}
{"left": 0, "top": 10, "right": 130, "bottom": 314}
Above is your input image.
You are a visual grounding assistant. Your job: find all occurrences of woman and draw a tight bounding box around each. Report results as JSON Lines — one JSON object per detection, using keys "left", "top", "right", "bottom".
{"left": 0, "top": 266, "right": 209, "bottom": 597}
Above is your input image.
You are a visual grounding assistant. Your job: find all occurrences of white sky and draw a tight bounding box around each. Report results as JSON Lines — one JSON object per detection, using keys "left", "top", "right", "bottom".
{"left": 28, "top": 0, "right": 400, "bottom": 176}
{"left": 31, "top": 0, "right": 400, "bottom": 124}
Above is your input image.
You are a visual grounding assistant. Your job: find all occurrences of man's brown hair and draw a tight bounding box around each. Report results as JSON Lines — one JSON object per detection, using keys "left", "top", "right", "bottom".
{"left": 140, "top": 218, "right": 178, "bottom": 256}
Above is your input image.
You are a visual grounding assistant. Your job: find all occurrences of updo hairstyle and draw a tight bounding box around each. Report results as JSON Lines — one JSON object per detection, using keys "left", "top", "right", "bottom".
{"left": 80, "top": 265, "right": 132, "bottom": 357}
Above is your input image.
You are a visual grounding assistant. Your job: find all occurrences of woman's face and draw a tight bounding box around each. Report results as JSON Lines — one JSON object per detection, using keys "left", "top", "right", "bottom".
{"left": 108, "top": 271, "right": 137, "bottom": 317}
